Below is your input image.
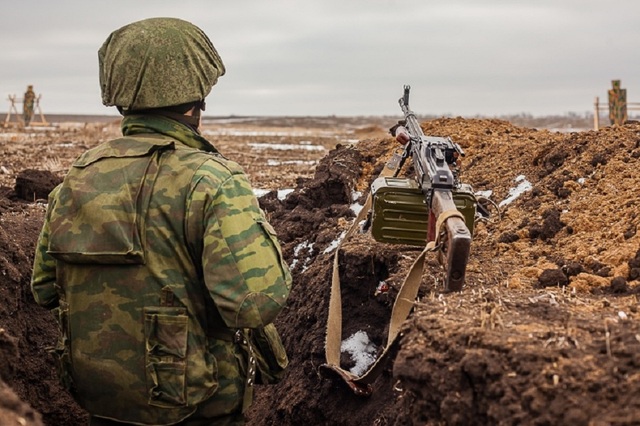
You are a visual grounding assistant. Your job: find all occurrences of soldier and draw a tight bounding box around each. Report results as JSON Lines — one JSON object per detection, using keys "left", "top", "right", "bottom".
{"left": 23, "top": 85, "right": 36, "bottom": 126}
{"left": 608, "top": 80, "right": 628, "bottom": 126}
{"left": 31, "top": 18, "right": 291, "bottom": 426}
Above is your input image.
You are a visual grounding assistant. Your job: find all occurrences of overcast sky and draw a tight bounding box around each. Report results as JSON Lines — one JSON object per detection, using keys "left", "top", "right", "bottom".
{"left": 1, "top": 0, "right": 638, "bottom": 117}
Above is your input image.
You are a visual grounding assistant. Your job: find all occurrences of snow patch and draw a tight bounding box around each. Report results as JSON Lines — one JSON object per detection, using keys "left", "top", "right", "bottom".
{"left": 253, "top": 188, "right": 294, "bottom": 200}
{"left": 341, "top": 331, "right": 378, "bottom": 376}
{"left": 267, "top": 159, "right": 316, "bottom": 166}
{"left": 290, "top": 240, "right": 315, "bottom": 272}
{"left": 323, "top": 231, "right": 347, "bottom": 254}
{"left": 248, "top": 142, "right": 325, "bottom": 151}
{"left": 499, "top": 175, "right": 532, "bottom": 207}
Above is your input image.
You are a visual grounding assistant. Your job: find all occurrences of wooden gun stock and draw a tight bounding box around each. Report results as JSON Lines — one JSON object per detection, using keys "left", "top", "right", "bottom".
{"left": 430, "top": 190, "right": 471, "bottom": 291}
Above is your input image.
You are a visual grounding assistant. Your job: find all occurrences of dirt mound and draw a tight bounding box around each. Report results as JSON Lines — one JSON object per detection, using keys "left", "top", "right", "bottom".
{"left": 0, "top": 172, "right": 87, "bottom": 425}
{"left": 0, "top": 328, "right": 43, "bottom": 426}
{"left": 251, "top": 118, "right": 640, "bottom": 425}
{"left": 0, "top": 118, "right": 639, "bottom": 425}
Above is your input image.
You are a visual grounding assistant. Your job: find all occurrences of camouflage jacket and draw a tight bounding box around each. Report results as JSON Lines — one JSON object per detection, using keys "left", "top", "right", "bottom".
{"left": 31, "top": 115, "right": 292, "bottom": 425}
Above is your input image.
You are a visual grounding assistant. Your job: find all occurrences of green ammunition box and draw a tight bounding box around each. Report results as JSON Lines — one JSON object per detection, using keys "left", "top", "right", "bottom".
{"left": 370, "top": 177, "right": 477, "bottom": 246}
{"left": 453, "top": 183, "right": 477, "bottom": 237}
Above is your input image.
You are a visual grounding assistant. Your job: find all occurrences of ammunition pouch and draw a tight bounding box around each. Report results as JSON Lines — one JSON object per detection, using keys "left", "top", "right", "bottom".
{"left": 247, "top": 324, "right": 288, "bottom": 385}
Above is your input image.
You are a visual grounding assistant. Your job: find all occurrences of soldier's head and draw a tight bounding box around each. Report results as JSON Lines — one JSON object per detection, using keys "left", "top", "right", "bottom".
{"left": 98, "top": 17, "right": 225, "bottom": 128}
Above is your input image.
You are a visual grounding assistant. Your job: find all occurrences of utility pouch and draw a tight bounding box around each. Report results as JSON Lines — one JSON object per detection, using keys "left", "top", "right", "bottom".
{"left": 370, "top": 177, "right": 477, "bottom": 246}
{"left": 144, "top": 306, "right": 189, "bottom": 407}
{"left": 249, "top": 323, "right": 288, "bottom": 385}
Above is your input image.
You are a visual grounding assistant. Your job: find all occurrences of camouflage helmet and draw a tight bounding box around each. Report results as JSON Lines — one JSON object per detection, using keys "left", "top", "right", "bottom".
{"left": 98, "top": 17, "right": 225, "bottom": 110}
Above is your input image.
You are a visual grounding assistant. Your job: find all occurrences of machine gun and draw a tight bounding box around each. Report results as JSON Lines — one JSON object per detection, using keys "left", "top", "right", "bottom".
{"left": 369, "top": 85, "right": 477, "bottom": 291}
{"left": 322, "top": 86, "right": 486, "bottom": 394}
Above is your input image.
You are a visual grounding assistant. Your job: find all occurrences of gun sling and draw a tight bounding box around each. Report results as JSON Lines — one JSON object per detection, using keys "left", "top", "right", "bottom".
{"left": 321, "top": 155, "right": 465, "bottom": 395}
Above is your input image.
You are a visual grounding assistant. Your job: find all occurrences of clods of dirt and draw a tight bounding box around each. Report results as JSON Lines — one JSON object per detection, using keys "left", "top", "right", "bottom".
{"left": 14, "top": 170, "right": 62, "bottom": 202}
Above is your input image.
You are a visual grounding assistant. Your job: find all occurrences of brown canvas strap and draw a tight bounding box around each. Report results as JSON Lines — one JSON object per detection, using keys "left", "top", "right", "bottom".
{"left": 322, "top": 152, "right": 464, "bottom": 395}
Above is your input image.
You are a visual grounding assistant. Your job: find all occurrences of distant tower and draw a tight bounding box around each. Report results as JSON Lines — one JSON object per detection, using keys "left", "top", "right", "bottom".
{"left": 608, "top": 80, "right": 627, "bottom": 125}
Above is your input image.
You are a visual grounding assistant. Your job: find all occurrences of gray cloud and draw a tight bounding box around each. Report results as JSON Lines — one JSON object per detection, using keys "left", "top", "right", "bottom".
{"left": 1, "top": 0, "right": 638, "bottom": 116}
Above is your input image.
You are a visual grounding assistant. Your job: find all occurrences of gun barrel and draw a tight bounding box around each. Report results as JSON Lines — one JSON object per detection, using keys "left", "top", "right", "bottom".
{"left": 399, "top": 86, "right": 425, "bottom": 139}
{"left": 431, "top": 190, "right": 471, "bottom": 291}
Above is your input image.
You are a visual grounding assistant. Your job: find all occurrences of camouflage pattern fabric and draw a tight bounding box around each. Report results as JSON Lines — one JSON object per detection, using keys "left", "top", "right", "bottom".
{"left": 31, "top": 114, "right": 291, "bottom": 425}
{"left": 608, "top": 80, "right": 628, "bottom": 126}
{"left": 23, "top": 85, "right": 35, "bottom": 125}
{"left": 99, "top": 18, "right": 226, "bottom": 110}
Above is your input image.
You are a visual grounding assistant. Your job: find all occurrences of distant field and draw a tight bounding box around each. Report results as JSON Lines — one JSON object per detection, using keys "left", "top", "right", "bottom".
{"left": 4, "top": 111, "right": 638, "bottom": 131}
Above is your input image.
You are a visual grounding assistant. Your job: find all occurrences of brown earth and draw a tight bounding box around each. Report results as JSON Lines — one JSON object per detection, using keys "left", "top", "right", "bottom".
{"left": 0, "top": 115, "right": 639, "bottom": 425}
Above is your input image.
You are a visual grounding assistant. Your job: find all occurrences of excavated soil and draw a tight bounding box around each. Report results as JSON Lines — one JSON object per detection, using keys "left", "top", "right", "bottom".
{"left": 0, "top": 115, "right": 639, "bottom": 426}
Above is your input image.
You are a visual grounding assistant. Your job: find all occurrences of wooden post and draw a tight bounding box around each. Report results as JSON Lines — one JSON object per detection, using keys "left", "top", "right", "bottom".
{"left": 3, "top": 95, "right": 23, "bottom": 128}
{"left": 594, "top": 96, "right": 600, "bottom": 131}
{"left": 31, "top": 95, "right": 49, "bottom": 126}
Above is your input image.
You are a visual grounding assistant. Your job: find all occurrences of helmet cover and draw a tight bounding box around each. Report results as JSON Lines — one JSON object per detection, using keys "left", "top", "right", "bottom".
{"left": 98, "top": 17, "right": 225, "bottom": 110}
